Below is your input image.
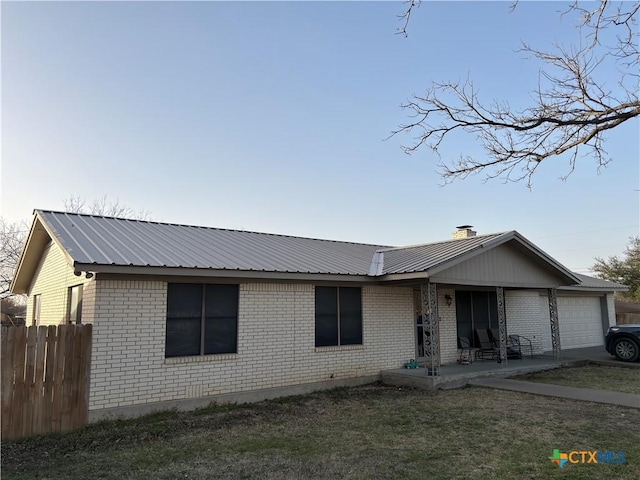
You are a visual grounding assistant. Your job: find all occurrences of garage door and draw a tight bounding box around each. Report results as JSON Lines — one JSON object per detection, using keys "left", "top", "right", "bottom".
{"left": 556, "top": 296, "right": 605, "bottom": 349}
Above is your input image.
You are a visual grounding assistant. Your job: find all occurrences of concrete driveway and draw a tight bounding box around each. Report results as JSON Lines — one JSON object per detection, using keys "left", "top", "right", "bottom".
{"left": 552, "top": 346, "right": 640, "bottom": 367}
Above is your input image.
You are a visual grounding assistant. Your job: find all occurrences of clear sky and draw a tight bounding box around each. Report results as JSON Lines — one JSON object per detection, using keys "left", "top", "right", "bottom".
{"left": 2, "top": 1, "right": 638, "bottom": 275}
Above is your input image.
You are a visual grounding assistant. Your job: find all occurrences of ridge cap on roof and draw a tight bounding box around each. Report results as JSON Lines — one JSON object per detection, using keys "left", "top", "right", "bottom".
{"left": 35, "top": 209, "right": 392, "bottom": 249}
{"left": 376, "top": 231, "right": 512, "bottom": 253}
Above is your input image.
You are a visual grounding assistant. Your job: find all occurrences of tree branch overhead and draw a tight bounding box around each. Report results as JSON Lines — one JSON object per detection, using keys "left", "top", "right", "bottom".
{"left": 393, "top": 0, "right": 639, "bottom": 185}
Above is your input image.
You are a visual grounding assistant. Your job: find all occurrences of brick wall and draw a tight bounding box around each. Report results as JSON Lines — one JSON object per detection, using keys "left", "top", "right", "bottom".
{"left": 538, "top": 293, "right": 553, "bottom": 351}
{"left": 437, "top": 288, "right": 458, "bottom": 363}
{"left": 89, "top": 281, "right": 415, "bottom": 411}
{"left": 606, "top": 294, "right": 616, "bottom": 328}
{"left": 505, "top": 290, "right": 545, "bottom": 354}
{"left": 25, "top": 242, "right": 95, "bottom": 326}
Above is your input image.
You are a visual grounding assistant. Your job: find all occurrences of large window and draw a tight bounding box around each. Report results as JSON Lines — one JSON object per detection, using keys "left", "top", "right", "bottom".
{"left": 455, "top": 290, "right": 499, "bottom": 348}
{"left": 165, "top": 283, "right": 239, "bottom": 358}
{"left": 68, "top": 285, "right": 83, "bottom": 324}
{"left": 315, "top": 286, "right": 362, "bottom": 347}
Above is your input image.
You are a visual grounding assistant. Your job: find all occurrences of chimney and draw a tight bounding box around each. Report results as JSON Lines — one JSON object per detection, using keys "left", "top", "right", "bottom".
{"left": 452, "top": 225, "right": 477, "bottom": 239}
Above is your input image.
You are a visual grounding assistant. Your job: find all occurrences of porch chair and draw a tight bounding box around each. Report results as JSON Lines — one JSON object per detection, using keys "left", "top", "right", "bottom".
{"left": 488, "top": 328, "right": 523, "bottom": 360}
{"left": 457, "top": 337, "right": 474, "bottom": 364}
{"left": 508, "top": 334, "right": 534, "bottom": 357}
{"left": 474, "top": 329, "right": 500, "bottom": 361}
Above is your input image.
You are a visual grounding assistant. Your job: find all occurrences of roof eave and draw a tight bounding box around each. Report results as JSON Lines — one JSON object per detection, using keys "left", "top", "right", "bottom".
{"left": 74, "top": 263, "right": 376, "bottom": 283}
{"left": 11, "top": 211, "right": 89, "bottom": 294}
{"left": 559, "top": 285, "right": 629, "bottom": 292}
{"left": 10, "top": 213, "right": 51, "bottom": 294}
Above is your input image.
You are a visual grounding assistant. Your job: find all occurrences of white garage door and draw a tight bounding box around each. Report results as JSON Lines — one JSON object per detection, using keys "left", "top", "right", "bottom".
{"left": 557, "top": 296, "right": 605, "bottom": 349}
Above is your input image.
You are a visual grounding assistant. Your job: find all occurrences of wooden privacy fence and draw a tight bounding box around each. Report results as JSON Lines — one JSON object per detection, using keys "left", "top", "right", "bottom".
{"left": 616, "top": 313, "right": 640, "bottom": 325}
{"left": 1, "top": 324, "right": 92, "bottom": 440}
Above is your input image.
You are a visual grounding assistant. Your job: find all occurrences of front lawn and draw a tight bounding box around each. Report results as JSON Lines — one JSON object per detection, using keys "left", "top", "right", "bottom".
{"left": 517, "top": 364, "right": 640, "bottom": 395}
{"left": 2, "top": 383, "right": 639, "bottom": 480}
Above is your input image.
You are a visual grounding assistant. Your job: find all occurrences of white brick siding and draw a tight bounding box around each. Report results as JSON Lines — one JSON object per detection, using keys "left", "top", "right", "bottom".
{"left": 25, "top": 242, "right": 95, "bottom": 326}
{"left": 539, "top": 293, "right": 553, "bottom": 351}
{"left": 606, "top": 294, "right": 616, "bottom": 328}
{"left": 437, "top": 288, "right": 458, "bottom": 364}
{"left": 89, "top": 281, "right": 414, "bottom": 411}
{"left": 504, "top": 290, "right": 546, "bottom": 354}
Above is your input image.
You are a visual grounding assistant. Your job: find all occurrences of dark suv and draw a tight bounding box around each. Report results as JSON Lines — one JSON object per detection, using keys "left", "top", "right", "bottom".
{"left": 605, "top": 325, "right": 640, "bottom": 362}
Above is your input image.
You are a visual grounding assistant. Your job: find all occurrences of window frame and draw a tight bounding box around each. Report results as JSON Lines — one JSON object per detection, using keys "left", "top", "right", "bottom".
{"left": 67, "top": 285, "right": 83, "bottom": 325}
{"left": 314, "top": 286, "right": 363, "bottom": 348}
{"left": 32, "top": 294, "right": 41, "bottom": 326}
{"left": 165, "top": 283, "right": 239, "bottom": 358}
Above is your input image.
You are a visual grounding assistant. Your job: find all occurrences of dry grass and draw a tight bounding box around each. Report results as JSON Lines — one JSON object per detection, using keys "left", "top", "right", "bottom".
{"left": 2, "top": 383, "right": 639, "bottom": 480}
{"left": 517, "top": 364, "right": 640, "bottom": 395}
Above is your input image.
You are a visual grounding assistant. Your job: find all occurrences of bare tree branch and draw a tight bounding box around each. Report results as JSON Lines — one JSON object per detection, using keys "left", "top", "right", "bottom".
{"left": 0, "top": 218, "right": 28, "bottom": 299}
{"left": 64, "top": 195, "right": 151, "bottom": 220}
{"left": 397, "top": 0, "right": 421, "bottom": 37}
{"left": 392, "top": 0, "right": 639, "bottom": 185}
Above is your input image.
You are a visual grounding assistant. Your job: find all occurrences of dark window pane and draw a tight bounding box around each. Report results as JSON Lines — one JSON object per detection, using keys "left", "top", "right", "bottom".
{"left": 339, "top": 287, "right": 362, "bottom": 345}
{"left": 417, "top": 325, "right": 425, "bottom": 358}
{"left": 455, "top": 291, "right": 474, "bottom": 347}
{"left": 472, "top": 292, "right": 490, "bottom": 331}
{"left": 204, "top": 317, "right": 237, "bottom": 354}
{"left": 166, "top": 284, "right": 202, "bottom": 357}
{"left": 204, "top": 285, "right": 239, "bottom": 354}
{"left": 205, "top": 285, "right": 239, "bottom": 317}
{"left": 167, "top": 284, "right": 202, "bottom": 319}
{"left": 166, "top": 318, "right": 201, "bottom": 357}
{"left": 488, "top": 291, "right": 499, "bottom": 330}
{"left": 315, "top": 287, "right": 338, "bottom": 347}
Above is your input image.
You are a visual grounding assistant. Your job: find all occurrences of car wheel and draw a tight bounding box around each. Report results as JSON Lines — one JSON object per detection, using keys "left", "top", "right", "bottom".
{"left": 612, "top": 338, "right": 640, "bottom": 362}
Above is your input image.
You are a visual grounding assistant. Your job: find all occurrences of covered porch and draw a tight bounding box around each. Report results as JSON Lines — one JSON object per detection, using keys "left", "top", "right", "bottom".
{"left": 410, "top": 282, "right": 563, "bottom": 376}
{"left": 382, "top": 351, "right": 569, "bottom": 392}
{"left": 381, "top": 346, "right": 618, "bottom": 391}
{"left": 375, "top": 228, "right": 610, "bottom": 381}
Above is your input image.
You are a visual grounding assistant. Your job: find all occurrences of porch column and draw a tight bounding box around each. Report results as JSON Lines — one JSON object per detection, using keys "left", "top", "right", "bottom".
{"left": 548, "top": 288, "right": 561, "bottom": 361}
{"left": 496, "top": 286, "right": 507, "bottom": 366}
{"left": 420, "top": 282, "right": 440, "bottom": 374}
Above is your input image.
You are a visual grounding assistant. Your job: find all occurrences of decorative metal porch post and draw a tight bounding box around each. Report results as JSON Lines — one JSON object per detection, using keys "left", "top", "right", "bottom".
{"left": 496, "top": 286, "right": 507, "bottom": 366}
{"left": 421, "top": 282, "right": 440, "bottom": 375}
{"left": 548, "top": 288, "right": 561, "bottom": 361}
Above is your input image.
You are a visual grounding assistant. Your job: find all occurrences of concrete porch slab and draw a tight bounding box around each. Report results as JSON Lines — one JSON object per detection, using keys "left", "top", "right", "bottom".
{"left": 382, "top": 355, "right": 564, "bottom": 391}
{"left": 382, "top": 346, "right": 639, "bottom": 392}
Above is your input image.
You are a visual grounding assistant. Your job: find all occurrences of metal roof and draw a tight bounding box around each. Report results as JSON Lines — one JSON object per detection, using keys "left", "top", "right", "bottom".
{"left": 36, "top": 210, "right": 386, "bottom": 276}
{"left": 559, "top": 273, "right": 628, "bottom": 291}
{"left": 378, "top": 233, "right": 507, "bottom": 275}
{"left": 8, "top": 210, "right": 625, "bottom": 295}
